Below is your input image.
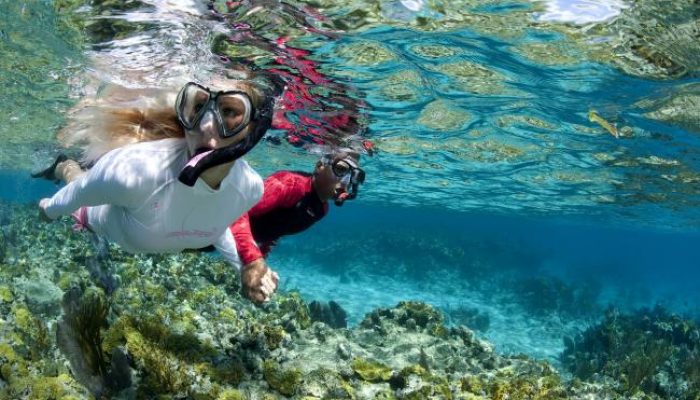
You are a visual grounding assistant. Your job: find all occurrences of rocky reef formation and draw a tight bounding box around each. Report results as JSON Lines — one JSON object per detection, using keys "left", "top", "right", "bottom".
{"left": 562, "top": 306, "right": 700, "bottom": 399}
{"left": 308, "top": 300, "right": 348, "bottom": 329}
{"left": 1, "top": 203, "right": 699, "bottom": 399}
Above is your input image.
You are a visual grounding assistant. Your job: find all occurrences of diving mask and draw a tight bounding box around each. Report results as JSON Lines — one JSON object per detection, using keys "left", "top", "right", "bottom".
{"left": 322, "top": 155, "right": 365, "bottom": 205}
{"left": 176, "top": 80, "right": 276, "bottom": 187}
{"left": 176, "top": 82, "right": 260, "bottom": 139}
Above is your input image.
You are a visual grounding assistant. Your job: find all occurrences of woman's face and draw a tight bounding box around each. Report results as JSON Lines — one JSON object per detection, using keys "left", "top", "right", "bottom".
{"left": 184, "top": 112, "right": 253, "bottom": 157}
{"left": 181, "top": 81, "right": 256, "bottom": 157}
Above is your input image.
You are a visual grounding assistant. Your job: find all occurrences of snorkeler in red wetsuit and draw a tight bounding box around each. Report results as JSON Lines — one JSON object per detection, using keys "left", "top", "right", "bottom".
{"left": 230, "top": 149, "right": 365, "bottom": 275}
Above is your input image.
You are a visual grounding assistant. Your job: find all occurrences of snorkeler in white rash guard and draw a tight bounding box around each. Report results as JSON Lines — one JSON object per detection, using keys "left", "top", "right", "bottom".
{"left": 34, "top": 75, "right": 282, "bottom": 304}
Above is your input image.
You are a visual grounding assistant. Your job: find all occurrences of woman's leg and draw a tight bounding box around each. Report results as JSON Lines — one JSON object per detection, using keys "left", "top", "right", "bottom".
{"left": 56, "top": 160, "right": 85, "bottom": 183}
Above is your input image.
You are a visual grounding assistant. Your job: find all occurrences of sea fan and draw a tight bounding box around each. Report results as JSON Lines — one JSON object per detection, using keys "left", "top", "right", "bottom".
{"left": 56, "top": 287, "right": 131, "bottom": 397}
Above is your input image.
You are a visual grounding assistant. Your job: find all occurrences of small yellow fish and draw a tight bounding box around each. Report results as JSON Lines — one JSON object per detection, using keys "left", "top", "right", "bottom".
{"left": 588, "top": 110, "right": 619, "bottom": 138}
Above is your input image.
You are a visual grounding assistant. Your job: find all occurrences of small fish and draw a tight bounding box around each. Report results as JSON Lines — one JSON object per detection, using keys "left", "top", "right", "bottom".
{"left": 588, "top": 110, "right": 619, "bottom": 138}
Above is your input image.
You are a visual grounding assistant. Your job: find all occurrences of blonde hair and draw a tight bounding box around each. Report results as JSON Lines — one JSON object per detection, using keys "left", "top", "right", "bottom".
{"left": 59, "top": 76, "right": 273, "bottom": 165}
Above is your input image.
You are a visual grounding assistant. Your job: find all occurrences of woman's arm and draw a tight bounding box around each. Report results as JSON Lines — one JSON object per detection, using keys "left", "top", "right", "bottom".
{"left": 40, "top": 149, "right": 146, "bottom": 219}
{"left": 213, "top": 228, "right": 243, "bottom": 272}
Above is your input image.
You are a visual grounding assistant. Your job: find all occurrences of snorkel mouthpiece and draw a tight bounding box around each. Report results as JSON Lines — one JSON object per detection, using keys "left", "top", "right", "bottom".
{"left": 335, "top": 192, "right": 350, "bottom": 206}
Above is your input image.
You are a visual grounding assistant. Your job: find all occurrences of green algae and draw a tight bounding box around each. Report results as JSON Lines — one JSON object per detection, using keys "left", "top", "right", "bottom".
{"left": 217, "top": 388, "right": 245, "bottom": 400}
{"left": 264, "top": 325, "right": 288, "bottom": 350}
{"left": 0, "top": 286, "right": 13, "bottom": 303}
{"left": 263, "top": 360, "right": 303, "bottom": 396}
{"left": 12, "top": 305, "right": 37, "bottom": 335}
{"left": 275, "top": 291, "right": 312, "bottom": 330}
{"left": 351, "top": 357, "right": 393, "bottom": 382}
{"left": 121, "top": 325, "right": 191, "bottom": 395}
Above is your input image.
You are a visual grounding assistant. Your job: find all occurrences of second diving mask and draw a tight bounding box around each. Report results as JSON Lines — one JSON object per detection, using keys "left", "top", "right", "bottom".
{"left": 322, "top": 154, "right": 365, "bottom": 205}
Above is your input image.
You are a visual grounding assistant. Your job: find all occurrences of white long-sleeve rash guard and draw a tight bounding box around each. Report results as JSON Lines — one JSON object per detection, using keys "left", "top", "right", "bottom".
{"left": 43, "top": 138, "right": 263, "bottom": 271}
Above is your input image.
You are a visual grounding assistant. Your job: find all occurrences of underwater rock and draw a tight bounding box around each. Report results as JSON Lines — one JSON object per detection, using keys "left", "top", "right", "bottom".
{"left": 337, "top": 342, "right": 352, "bottom": 360}
{"left": 361, "top": 301, "right": 445, "bottom": 333}
{"left": 351, "top": 357, "right": 393, "bottom": 382}
{"left": 13, "top": 276, "right": 63, "bottom": 316}
{"left": 308, "top": 300, "right": 348, "bottom": 329}
{"left": 263, "top": 359, "right": 303, "bottom": 396}
{"left": 298, "top": 367, "right": 354, "bottom": 398}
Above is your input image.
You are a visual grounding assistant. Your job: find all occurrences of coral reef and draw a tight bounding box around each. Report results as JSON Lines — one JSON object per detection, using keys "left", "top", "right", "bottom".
{"left": 1, "top": 205, "right": 699, "bottom": 399}
{"left": 514, "top": 276, "right": 602, "bottom": 319}
{"left": 562, "top": 305, "right": 700, "bottom": 399}
{"left": 308, "top": 300, "right": 348, "bottom": 329}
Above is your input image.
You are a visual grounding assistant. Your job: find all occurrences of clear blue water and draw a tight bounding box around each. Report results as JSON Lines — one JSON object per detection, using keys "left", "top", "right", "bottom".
{"left": 268, "top": 202, "right": 700, "bottom": 358}
{"left": 322, "top": 25, "right": 700, "bottom": 228}
{"left": 1, "top": 0, "right": 699, "bottom": 362}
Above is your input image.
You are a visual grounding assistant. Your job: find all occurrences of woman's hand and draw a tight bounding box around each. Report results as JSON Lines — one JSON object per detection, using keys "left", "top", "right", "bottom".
{"left": 241, "top": 258, "right": 279, "bottom": 304}
{"left": 38, "top": 198, "right": 53, "bottom": 222}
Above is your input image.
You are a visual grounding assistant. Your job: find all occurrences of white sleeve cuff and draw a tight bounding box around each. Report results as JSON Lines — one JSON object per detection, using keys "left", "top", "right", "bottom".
{"left": 213, "top": 228, "right": 242, "bottom": 273}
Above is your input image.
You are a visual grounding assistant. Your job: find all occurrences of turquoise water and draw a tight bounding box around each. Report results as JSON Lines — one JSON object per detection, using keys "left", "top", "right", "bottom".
{"left": 270, "top": 204, "right": 700, "bottom": 359}
{"left": 1, "top": 0, "right": 699, "bottom": 379}
{"left": 328, "top": 26, "right": 700, "bottom": 227}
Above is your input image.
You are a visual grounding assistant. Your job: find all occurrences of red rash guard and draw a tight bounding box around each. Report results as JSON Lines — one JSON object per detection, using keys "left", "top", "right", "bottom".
{"left": 230, "top": 171, "right": 328, "bottom": 265}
